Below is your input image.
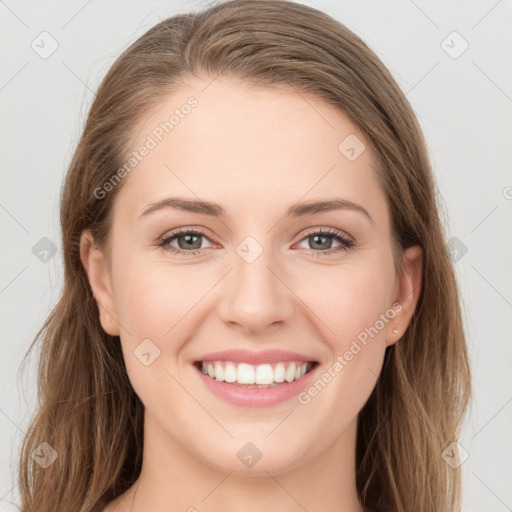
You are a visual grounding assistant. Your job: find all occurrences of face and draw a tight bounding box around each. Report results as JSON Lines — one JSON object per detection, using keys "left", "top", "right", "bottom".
{"left": 82, "top": 75, "right": 421, "bottom": 476}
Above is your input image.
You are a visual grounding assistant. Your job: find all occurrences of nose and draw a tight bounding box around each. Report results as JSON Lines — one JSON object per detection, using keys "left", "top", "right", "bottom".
{"left": 217, "top": 243, "right": 296, "bottom": 335}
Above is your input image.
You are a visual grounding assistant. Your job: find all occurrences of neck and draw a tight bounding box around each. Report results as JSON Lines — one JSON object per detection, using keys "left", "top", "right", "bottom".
{"left": 121, "top": 412, "right": 365, "bottom": 512}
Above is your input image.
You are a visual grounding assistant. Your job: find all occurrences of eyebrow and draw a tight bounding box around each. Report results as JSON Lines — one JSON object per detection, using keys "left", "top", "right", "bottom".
{"left": 139, "top": 196, "right": 373, "bottom": 223}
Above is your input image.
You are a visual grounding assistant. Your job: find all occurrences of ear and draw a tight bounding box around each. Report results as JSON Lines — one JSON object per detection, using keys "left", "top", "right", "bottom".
{"left": 386, "top": 245, "right": 423, "bottom": 347}
{"left": 79, "top": 230, "right": 120, "bottom": 336}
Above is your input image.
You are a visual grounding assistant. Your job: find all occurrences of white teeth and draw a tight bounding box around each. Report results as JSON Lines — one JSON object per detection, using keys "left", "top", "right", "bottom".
{"left": 285, "top": 363, "right": 296, "bottom": 383}
{"left": 255, "top": 364, "right": 274, "bottom": 385}
{"left": 237, "top": 363, "right": 255, "bottom": 384}
{"left": 214, "top": 362, "right": 224, "bottom": 381}
{"left": 274, "top": 362, "right": 285, "bottom": 382}
{"left": 223, "top": 362, "right": 237, "bottom": 383}
{"left": 200, "top": 360, "right": 312, "bottom": 385}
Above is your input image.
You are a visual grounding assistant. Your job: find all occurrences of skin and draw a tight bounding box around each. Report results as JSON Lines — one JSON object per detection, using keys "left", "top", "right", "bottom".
{"left": 81, "top": 75, "right": 422, "bottom": 512}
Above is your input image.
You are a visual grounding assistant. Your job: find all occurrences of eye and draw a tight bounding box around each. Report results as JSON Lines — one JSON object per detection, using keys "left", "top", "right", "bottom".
{"left": 158, "top": 226, "right": 354, "bottom": 257}
{"left": 295, "top": 228, "right": 354, "bottom": 256}
{"left": 158, "top": 227, "right": 216, "bottom": 256}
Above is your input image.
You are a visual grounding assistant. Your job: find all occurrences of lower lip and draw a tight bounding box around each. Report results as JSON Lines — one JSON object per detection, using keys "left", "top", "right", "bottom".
{"left": 193, "top": 363, "right": 319, "bottom": 407}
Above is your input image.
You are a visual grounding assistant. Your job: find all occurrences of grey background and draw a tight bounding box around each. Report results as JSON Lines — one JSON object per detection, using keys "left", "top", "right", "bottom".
{"left": 1, "top": 0, "right": 511, "bottom": 510}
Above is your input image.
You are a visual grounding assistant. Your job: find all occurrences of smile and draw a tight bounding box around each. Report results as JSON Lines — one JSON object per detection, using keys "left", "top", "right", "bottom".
{"left": 195, "top": 360, "right": 317, "bottom": 386}
{"left": 192, "top": 360, "right": 320, "bottom": 407}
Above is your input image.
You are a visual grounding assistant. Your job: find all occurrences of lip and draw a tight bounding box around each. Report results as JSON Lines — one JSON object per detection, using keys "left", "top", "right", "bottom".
{"left": 193, "top": 349, "right": 317, "bottom": 365}
{"left": 192, "top": 359, "right": 320, "bottom": 407}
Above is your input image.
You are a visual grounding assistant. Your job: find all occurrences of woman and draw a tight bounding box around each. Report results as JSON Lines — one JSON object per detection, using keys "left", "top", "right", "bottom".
{"left": 17, "top": 1, "right": 471, "bottom": 511}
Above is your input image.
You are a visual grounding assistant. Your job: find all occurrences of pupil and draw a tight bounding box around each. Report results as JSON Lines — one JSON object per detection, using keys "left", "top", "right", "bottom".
{"left": 311, "top": 234, "right": 331, "bottom": 250}
{"left": 180, "top": 234, "right": 201, "bottom": 250}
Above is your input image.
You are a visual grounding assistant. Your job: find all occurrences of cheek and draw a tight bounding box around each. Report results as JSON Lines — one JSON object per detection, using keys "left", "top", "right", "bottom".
{"left": 297, "top": 259, "right": 395, "bottom": 344}
{"left": 110, "top": 254, "right": 203, "bottom": 397}
{"left": 111, "top": 252, "right": 220, "bottom": 371}
{"left": 113, "top": 244, "right": 395, "bottom": 348}
{"left": 292, "top": 266, "right": 394, "bottom": 417}
{"left": 295, "top": 256, "right": 396, "bottom": 402}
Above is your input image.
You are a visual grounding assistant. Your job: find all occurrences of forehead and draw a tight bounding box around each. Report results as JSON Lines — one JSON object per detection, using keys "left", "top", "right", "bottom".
{"left": 115, "top": 75, "right": 387, "bottom": 223}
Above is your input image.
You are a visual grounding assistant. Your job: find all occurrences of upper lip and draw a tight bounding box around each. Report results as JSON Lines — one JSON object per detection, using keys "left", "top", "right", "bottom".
{"left": 193, "top": 349, "right": 318, "bottom": 365}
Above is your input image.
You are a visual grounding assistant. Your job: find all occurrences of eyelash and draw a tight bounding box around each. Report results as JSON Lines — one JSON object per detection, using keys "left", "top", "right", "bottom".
{"left": 158, "top": 227, "right": 355, "bottom": 257}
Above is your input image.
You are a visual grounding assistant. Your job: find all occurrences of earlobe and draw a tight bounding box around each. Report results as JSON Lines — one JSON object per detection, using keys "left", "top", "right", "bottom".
{"left": 79, "top": 230, "right": 120, "bottom": 336}
{"left": 386, "top": 245, "right": 423, "bottom": 347}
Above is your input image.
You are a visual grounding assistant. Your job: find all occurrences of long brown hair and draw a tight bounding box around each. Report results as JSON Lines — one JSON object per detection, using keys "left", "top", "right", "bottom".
{"left": 17, "top": 1, "right": 472, "bottom": 511}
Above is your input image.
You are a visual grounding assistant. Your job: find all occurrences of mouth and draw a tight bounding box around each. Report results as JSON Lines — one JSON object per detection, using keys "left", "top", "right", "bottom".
{"left": 192, "top": 360, "right": 320, "bottom": 388}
